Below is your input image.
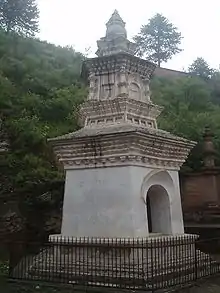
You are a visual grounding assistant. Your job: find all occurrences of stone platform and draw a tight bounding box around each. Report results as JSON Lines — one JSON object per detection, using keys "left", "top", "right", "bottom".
{"left": 10, "top": 235, "right": 220, "bottom": 290}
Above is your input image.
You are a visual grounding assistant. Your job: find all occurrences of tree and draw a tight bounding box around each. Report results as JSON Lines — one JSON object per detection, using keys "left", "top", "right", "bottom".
{"left": 0, "top": 0, "right": 39, "bottom": 36}
{"left": 188, "top": 57, "right": 214, "bottom": 80}
{"left": 134, "top": 13, "right": 182, "bottom": 66}
{"left": 151, "top": 76, "right": 220, "bottom": 170}
{"left": 0, "top": 29, "right": 85, "bottom": 240}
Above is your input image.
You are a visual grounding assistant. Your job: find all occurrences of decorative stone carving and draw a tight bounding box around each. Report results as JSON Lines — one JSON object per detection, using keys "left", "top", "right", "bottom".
{"left": 78, "top": 97, "right": 162, "bottom": 128}
{"left": 143, "top": 78, "right": 151, "bottom": 102}
{"left": 88, "top": 73, "right": 98, "bottom": 100}
{"left": 50, "top": 126, "right": 195, "bottom": 171}
{"left": 129, "top": 82, "right": 141, "bottom": 100}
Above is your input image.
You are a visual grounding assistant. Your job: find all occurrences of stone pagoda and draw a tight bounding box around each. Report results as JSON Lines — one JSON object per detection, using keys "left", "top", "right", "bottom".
{"left": 49, "top": 10, "right": 196, "bottom": 238}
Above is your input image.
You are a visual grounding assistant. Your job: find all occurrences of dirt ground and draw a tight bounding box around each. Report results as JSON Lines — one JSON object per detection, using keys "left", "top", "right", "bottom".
{"left": 2, "top": 276, "right": 220, "bottom": 293}
{"left": 175, "top": 276, "right": 220, "bottom": 293}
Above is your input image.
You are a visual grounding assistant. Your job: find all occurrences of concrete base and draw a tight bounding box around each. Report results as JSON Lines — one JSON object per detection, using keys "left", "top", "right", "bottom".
{"left": 10, "top": 235, "right": 219, "bottom": 290}
{"left": 62, "top": 166, "right": 184, "bottom": 237}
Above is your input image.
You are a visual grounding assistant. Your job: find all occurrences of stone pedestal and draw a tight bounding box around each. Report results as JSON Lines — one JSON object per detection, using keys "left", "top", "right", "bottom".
{"left": 11, "top": 234, "right": 218, "bottom": 290}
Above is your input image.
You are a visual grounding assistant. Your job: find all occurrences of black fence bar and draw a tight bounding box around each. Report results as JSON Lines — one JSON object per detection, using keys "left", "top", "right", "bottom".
{"left": 1, "top": 235, "right": 220, "bottom": 291}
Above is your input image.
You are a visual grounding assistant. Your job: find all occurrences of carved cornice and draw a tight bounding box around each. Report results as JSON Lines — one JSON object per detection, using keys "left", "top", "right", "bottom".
{"left": 79, "top": 97, "right": 162, "bottom": 128}
{"left": 61, "top": 155, "right": 182, "bottom": 170}
{"left": 82, "top": 53, "right": 156, "bottom": 79}
{"left": 49, "top": 129, "right": 196, "bottom": 170}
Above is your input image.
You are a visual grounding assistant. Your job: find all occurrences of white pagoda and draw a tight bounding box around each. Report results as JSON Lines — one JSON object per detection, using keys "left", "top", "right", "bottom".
{"left": 49, "top": 10, "right": 195, "bottom": 238}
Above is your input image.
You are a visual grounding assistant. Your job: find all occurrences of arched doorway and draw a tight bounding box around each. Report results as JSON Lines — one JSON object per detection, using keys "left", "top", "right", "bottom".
{"left": 146, "top": 185, "right": 172, "bottom": 235}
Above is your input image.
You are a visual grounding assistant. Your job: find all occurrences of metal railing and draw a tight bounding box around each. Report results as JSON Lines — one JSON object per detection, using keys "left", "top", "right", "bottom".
{"left": 1, "top": 235, "right": 220, "bottom": 291}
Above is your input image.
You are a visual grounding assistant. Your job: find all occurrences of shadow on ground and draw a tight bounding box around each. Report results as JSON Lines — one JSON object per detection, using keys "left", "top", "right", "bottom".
{"left": 2, "top": 276, "right": 220, "bottom": 293}
{"left": 175, "top": 275, "right": 220, "bottom": 293}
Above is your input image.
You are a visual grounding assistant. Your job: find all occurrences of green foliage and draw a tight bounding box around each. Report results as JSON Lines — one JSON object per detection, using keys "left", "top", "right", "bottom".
{"left": 188, "top": 57, "right": 214, "bottom": 80}
{"left": 0, "top": 261, "right": 8, "bottom": 276}
{"left": 151, "top": 76, "right": 220, "bottom": 170}
{"left": 209, "top": 71, "right": 220, "bottom": 104}
{"left": 0, "top": 0, "right": 39, "bottom": 36}
{"left": 0, "top": 30, "right": 86, "bottom": 239}
{"left": 134, "top": 13, "right": 182, "bottom": 66}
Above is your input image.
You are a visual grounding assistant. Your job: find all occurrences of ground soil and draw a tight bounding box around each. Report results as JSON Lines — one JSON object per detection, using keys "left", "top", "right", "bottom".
{"left": 2, "top": 276, "right": 220, "bottom": 293}
{"left": 173, "top": 275, "right": 220, "bottom": 292}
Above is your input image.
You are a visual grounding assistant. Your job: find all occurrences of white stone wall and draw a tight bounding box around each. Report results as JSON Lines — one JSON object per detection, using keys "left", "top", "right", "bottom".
{"left": 61, "top": 166, "right": 184, "bottom": 238}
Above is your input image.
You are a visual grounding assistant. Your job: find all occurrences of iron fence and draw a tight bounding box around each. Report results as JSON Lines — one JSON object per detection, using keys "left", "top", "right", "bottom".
{"left": 1, "top": 235, "right": 220, "bottom": 291}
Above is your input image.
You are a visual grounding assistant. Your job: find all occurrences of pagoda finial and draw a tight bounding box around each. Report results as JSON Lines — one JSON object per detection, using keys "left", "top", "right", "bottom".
{"left": 106, "top": 9, "right": 127, "bottom": 39}
{"left": 96, "top": 10, "right": 136, "bottom": 56}
{"left": 202, "top": 125, "right": 217, "bottom": 168}
{"left": 106, "top": 10, "right": 125, "bottom": 25}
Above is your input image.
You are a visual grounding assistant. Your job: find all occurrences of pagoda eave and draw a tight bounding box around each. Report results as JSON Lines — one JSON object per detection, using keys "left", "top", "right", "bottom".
{"left": 82, "top": 52, "right": 156, "bottom": 79}
{"left": 48, "top": 126, "right": 196, "bottom": 170}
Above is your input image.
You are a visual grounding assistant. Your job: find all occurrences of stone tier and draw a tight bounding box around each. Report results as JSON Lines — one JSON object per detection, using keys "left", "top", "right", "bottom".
{"left": 48, "top": 123, "right": 196, "bottom": 170}
{"left": 79, "top": 97, "right": 163, "bottom": 128}
{"left": 82, "top": 53, "right": 156, "bottom": 79}
{"left": 96, "top": 35, "right": 136, "bottom": 57}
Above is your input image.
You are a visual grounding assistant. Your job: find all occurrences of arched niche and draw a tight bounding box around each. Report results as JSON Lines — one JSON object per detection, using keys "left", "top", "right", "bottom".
{"left": 141, "top": 170, "right": 177, "bottom": 235}
{"left": 146, "top": 184, "right": 172, "bottom": 235}
{"left": 129, "top": 82, "right": 141, "bottom": 100}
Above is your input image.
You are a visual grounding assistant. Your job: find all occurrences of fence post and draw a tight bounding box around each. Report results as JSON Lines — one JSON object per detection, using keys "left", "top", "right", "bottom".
{"left": 194, "top": 238, "right": 198, "bottom": 281}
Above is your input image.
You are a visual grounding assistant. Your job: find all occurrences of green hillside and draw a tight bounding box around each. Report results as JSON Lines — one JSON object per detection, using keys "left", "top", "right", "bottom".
{"left": 0, "top": 31, "right": 86, "bottom": 240}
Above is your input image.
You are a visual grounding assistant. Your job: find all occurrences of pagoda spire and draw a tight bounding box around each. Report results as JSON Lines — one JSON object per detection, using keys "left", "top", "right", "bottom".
{"left": 106, "top": 10, "right": 127, "bottom": 39}
{"left": 96, "top": 9, "right": 136, "bottom": 56}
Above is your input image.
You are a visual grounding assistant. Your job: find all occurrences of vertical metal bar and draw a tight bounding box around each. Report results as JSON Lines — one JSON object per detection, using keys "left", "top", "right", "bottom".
{"left": 73, "top": 237, "right": 75, "bottom": 285}
{"left": 194, "top": 236, "right": 197, "bottom": 281}
{"left": 67, "top": 236, "right": 69, "bottom": 284}
{"left": 151, "top": 238, "right": 154, "bottom": 292}
{"left": 122, "top": 237, "right": 125, "bottom": 289}
{"left": 119, "top": 238, "right": 121, "bottom": 287}
{"left": 137, "top": 238, "right": 140, "bottom": 289}
{"left": 132, "top": 237, "right": 134, "bottom": 290}
{"left": 82, "top": 237, "right": 85, "bottom": 286}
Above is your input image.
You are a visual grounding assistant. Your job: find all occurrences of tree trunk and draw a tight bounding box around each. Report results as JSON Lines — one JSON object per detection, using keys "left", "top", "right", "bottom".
{"left": 157, "top": 31, "right": 161, "bottom": 67}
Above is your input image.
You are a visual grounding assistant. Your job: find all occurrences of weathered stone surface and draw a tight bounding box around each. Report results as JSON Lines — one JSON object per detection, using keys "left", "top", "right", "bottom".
{"left": 96, "top": 10, "right": 136, "bottom": 57}
{"left": 49, "top": 123, "right": 195, "bottom": 170}
{"left": 48, "top": 12, "right": 195, "bottom": 172}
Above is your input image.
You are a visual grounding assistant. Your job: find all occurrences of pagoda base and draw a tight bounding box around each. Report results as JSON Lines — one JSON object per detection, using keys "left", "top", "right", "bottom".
{"left": 10, "top": 234, "right": 218, "bottom": 290}
{"left": 61, "top": 166, "right": 184, "bottom": 237}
